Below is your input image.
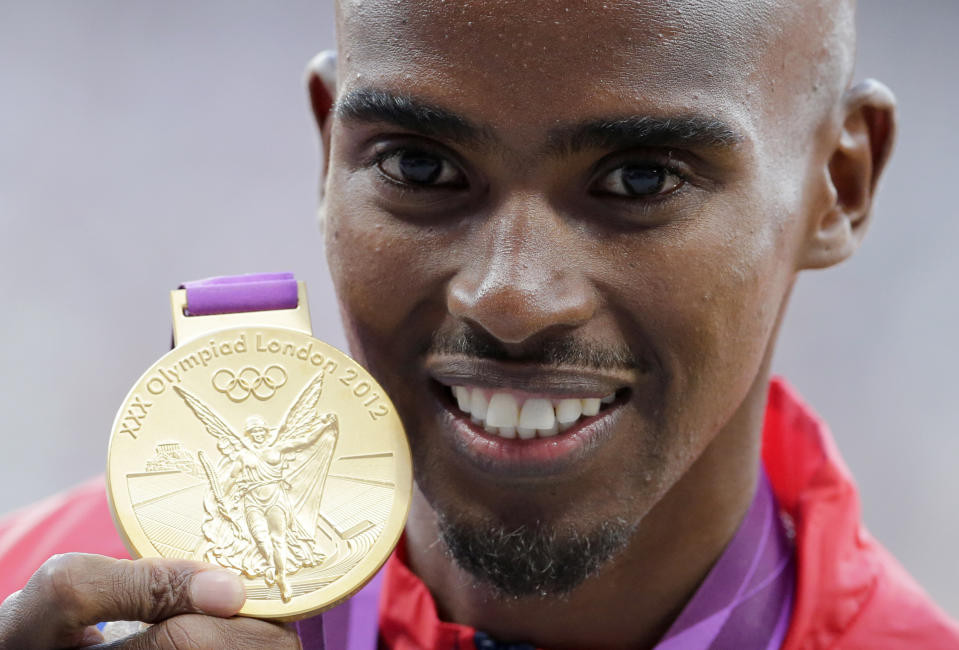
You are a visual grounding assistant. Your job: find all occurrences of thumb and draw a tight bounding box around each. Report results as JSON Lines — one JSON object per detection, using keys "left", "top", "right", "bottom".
{"left": 0, "top": 554, "right": 246, "bottom": 650}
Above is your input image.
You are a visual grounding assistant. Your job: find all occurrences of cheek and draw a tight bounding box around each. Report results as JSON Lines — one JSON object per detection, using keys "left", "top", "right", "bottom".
{"left": 703, "top": 228, "right": 784, "bottom": 347}
{"left": 325, "top": 194, "right": 438, "bottom": 343}
{"left": 327, "top": 221, "right": 405, "bottom": 335}
{"left": 324, "top": 178, "right": 471, "bottom": 395}
{"left": 618, "top": 215, "right": 790, "bottom": 432}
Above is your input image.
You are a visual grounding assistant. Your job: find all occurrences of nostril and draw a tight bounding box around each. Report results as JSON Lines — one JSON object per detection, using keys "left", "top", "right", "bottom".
{"left": 448, "top": 281, "right": 597, "bottom": 346}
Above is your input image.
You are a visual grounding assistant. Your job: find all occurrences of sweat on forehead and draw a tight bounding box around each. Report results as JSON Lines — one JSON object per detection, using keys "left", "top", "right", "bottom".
{"left": 335, "top": 0, "right": 854, "bottom": 117}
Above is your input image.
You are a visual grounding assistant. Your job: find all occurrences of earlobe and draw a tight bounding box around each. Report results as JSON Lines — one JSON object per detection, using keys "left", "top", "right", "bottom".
{"left": 801, "top": 79, "right": 897, "bottom": 270}
{"left": 305, "top": 50, "right": 338, "bottom": 212}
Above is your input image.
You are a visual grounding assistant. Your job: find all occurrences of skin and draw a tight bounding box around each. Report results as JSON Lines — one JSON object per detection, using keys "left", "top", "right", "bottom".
{"left": 0, "top": 555, "right": 299, "bottom": 649}
{"left": 313, "top": 0, "right": 894, "bottom": 648}
{"left": 0, "top": 1, "right": 895, "bottom": 648}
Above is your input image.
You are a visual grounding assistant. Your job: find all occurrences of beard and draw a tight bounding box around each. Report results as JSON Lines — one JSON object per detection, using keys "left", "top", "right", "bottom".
{"left": 436, "top": 510, "right": 636, "bottom": 599}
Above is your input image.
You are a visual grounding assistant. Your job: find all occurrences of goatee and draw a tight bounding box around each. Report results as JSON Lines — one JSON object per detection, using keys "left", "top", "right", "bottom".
{"left": 437, "top": 513, "right": 635, "bottom": 599}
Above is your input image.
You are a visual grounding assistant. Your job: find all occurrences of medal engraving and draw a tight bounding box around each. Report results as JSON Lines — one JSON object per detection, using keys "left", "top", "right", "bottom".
{"left": 108, "top": 326, "right": 411, "bottom": 620}
{"left": 211, "top": 365, "right": 287, "bottom": 402}
{"left": 174, "top": 374, "right": 336, "bottom": 603}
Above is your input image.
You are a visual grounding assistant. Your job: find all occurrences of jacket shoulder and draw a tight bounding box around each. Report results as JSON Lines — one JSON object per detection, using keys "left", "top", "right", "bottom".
{"left": 833, "top": 541, "right": 959, "bottom": 649}
{"left": 0, "top": 476, "right": 129, "bottom": 600}
{"left": 764, "top": 379, "right": 959, "bottom": 649}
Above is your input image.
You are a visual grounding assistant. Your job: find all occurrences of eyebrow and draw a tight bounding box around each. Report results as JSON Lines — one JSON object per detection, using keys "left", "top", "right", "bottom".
{"left": 547, "top": 115, "right": 744, "bottom": 155}
{"left": 336, "top": 87, "right": 743, "bottom": 154}
{"left": 335, "top": 88, "right": 494, "bottom": 146}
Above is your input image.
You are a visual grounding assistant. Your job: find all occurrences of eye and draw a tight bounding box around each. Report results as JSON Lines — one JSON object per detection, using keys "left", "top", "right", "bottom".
{"left": 594, "top": 164, "right": 683, "bottom": 198}
{"left": 377, "top": 149, "right": 465, "bottom": 187}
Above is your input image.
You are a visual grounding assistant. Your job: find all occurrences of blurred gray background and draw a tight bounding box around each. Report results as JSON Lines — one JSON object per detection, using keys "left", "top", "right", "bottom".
{"left": 0, "top": 1, "right": 956, "bottom": 615}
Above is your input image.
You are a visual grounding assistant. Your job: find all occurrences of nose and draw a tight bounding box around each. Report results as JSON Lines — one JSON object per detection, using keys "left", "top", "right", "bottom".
{"left": 447, "top": 196, "right": 598, "bottom": 346}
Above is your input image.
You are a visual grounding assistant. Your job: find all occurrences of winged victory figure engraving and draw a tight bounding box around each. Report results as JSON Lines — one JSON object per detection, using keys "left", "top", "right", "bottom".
{"left": 172, "top": 372, "right": 339, "bottom": 602}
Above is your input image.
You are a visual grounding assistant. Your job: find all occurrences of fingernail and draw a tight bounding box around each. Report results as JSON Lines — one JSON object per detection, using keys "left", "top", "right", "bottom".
{"left": 190, "top": 570, "right": 246, "bottom": 616}
{"left": 79, "top": 626, "right": 105, "bottom": 646}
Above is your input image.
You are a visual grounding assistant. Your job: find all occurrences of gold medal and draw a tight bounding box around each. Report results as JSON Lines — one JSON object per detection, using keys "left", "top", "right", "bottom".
{"left": 106, "top": 281, "right": 411, "bottom": 621}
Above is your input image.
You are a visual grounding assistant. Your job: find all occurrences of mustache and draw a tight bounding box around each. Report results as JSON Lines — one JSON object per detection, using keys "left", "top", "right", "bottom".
{"left": 429, "top": 329, "right": 641, "bottom": 371}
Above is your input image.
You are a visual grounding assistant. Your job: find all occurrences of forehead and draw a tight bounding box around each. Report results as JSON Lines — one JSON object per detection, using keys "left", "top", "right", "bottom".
{"left": 335, "top": 0, "right": 809, "bottom": 137}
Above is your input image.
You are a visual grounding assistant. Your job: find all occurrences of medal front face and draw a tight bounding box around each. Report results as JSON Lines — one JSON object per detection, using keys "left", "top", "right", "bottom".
{"left": 107, "top": 326, "right": 411, "bottom": 621}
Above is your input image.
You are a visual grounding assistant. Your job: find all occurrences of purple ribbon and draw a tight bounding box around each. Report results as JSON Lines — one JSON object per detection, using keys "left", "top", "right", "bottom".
{"left": 654, "top": 470, "right": 795, "bottom": 649}
{"left": 294, "top": 570, "right": 383, "bottom": 650}
{"left": 180, "top": 272, "right": 298, "bottom": 316}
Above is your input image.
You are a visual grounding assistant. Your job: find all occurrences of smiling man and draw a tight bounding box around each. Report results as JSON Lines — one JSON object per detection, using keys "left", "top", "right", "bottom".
{"left": 1, "top": 1, "right": 958, "bottom": 649}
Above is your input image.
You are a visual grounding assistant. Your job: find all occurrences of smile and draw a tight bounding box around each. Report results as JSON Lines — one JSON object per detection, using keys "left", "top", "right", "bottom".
{"left": 449, "top": 386, "right": 616, "bottom": 439}
{"left": 426, "top": 357, "right": 633, "bottom": 476}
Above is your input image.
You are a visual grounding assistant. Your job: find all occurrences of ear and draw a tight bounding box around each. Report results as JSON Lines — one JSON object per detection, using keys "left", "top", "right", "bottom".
{"left": 800, "top": 79, "right": 897, "bottom": 269}
{"left": 305, "top": 50, "right": 337, "bottom": 226}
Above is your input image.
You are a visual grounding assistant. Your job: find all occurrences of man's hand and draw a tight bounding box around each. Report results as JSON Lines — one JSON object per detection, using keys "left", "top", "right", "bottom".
{"left": 0, "top": 553, "right": 302, "bottom": 649}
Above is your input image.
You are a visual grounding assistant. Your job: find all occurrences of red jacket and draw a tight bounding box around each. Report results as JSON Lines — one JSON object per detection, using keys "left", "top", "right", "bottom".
{"left": 1, "top": 378, "right": 956, "bottom": 648}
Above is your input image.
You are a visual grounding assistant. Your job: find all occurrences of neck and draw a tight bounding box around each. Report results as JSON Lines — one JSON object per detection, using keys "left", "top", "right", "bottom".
{"left": 405, "top": 362, "right": 774, "bottom": 650}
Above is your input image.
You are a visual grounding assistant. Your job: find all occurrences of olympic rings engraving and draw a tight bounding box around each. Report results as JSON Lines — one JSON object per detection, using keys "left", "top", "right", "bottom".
{"left": 212, "top": 365, "right": 288, "bottom": 402}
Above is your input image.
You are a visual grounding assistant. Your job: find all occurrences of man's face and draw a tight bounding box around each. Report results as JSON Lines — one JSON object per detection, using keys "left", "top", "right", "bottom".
{"left": 324, "top": 0, "right": 835, "bottom": 594}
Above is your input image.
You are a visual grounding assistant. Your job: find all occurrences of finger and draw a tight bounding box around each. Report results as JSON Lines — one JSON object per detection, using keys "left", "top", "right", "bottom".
{"left": 0, "top": 553, "right": 245, "bottom": 650}
{"left": 1, "top": 589, "right": 21, "bottom": 607}
{"left": 117, "top": 614, "right": 302, "bottom": 650}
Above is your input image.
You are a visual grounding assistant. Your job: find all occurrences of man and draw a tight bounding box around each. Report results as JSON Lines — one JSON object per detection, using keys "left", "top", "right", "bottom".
{"left": 0, "top": 1, "right": 957, "bottom": 648}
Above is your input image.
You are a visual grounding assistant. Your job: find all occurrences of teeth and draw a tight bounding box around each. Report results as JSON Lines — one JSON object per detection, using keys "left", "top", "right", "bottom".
{"left": 555, "top": 398, "right": 582, "bottom": 426}
{"left": 539, "top": 421, "right": 559, "bottom": 437}
{"left": 581, "top": 398, "right": 601, "bottom": 417}
{"left": 486, "top": 393, "right": 519, "bottom": 428}
{"left": 451, "top": 386, "right": 617, "bottom": 440}
{"left": 517, "top": 427, "right": 537, "bottom": 440}
{"left": 519, "top": 398, "right": 556, "bottom": 431}
{"left": 470, "top": 388, "right": 489, "bottom": 423}
{"left": 455, "top": 386, "right": 471, "bottom": 413}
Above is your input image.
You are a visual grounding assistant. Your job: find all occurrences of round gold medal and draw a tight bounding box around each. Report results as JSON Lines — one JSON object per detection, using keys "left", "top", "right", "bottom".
{"left": 107, "top": 306, "right": 411, "bottom": 621}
